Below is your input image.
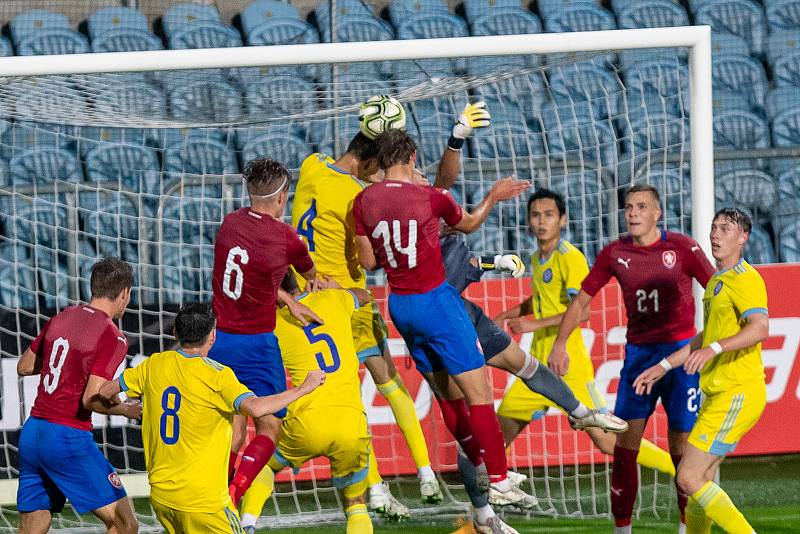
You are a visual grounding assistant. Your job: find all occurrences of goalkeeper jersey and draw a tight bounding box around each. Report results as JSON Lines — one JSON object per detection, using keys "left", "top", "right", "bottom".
{"left": 700, "top": 260, "right": 768, "bottom": 396}
{"left": 291, "top": 153, "right": 368, "bottom": 289}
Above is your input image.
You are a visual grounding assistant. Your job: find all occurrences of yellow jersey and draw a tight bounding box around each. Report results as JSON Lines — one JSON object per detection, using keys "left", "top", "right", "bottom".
{"left": 700, "top": 260, "right": 768, "bottom": 396}
{"left": 530, "top": 240, "right": 591, "bottom": 362}
{"left": 291, "top": 153, "right": 368, "bottom": 288}
{"left": 120, "top": 350, "right": 253, "bottom": 513}
{"left": 275, "top": 289, "right": 364, "bottom": 417}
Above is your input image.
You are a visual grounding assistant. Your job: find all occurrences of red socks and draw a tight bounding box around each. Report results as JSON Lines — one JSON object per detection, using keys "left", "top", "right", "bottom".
{"left": 439, "top": 398, "right": 483, "bottom": 467}
{"left": 671, "top": 453, "right": 687, "bottom": 523}
{"left": 468, "top": 403, "right": 507, "bottom": 482}
{"left": 611, "top": 445, "right": 639, "bottom": 527}
{"left": 229, "top": 435, "right": 276, "bottom": 505}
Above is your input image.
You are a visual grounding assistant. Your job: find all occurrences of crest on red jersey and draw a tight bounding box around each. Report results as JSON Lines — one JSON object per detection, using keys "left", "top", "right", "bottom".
{"left": 662, "top": 250, "right": 677, "bottom": 269}
{"left": 108, "top": 472, "right": 122, "bottom": 489}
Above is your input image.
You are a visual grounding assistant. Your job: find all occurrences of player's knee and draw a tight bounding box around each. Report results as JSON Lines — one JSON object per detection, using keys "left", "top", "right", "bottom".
{"left": 676, "top": 464, "right": 701, "bottom": 496}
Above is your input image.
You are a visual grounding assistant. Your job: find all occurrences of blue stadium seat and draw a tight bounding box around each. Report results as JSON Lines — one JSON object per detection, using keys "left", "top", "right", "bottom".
{"left": 319, "top": 14, "right": 393, "bottom": 43}
{"left": 16, "top": 28, "right": 90, "bottom": 56}
{"left": 715, "top": 169, "right": 777, "bottom": 214}
{"left": 713, "top": 54, "right": 767, "bottom": 109}
{"left": 744, "top": 224, "right": 776, "bottom": 264}
{"left": 396, "top": 12, "right": 469, "bottom": 47}
{"left": 779, "top": 218, "right": 800, "bottom": 261}
{"left": 646, "top": 164, "right": 691, "bottom": 217}
{"left": 695, "top": 1, "right": 767, "bottom": 57}
{"left": 95, "top": 81, "right": 167, "bottom": 120}
{"left": 538, "top": 0, "right": 601, "bottom": 21}
{"left": 241, "top": 133, "right": 307, "bottom": 170}
{"left": 10, "top": 196, "right": 71, "bottom": 250}
{"left": 470, "top": 9, "right": 542, "bottom": 38}
{"left": 618, "top": 48, "right": 680, "bottom": 71}
{"left": 0, "top": 244, "right": 36, "bottom": 309}
{"left": 169, "top": 78, "right": 242, "bottom": 122}
{"left": 9, "top": 147, "right": 83, "bottom": 185}
{"left": 713, "top": 110, "right": 770, "bottom": 151}
{"left": 244, "top": 75, "right": 317, "bottom": 117}
{"left": 415, "top": 124, "right": 452, "bottom": 167}
{"left": 542, "top": 4, "right": 616, "bottom": 33}
{"left": 547, "top": 119, "right": 618, "bottom": 169}
{"left": 770, "top": 106, "right": 800, "bottom": 175}
{"left": 158, "top": 127, "right": 230, "bottom": 150}
{"left": 711, "top": 32, "right": 752, "bottom": 58}
{"left": 241, "top": 0, "right": 301, "bottom": 37}
{"left": 774, "top": 51, "right": 800, "bottom": 87}
{"left": 777, "top": 168, "right": 800, "bottom": 200}
{"left": 10, "top": 10, "right": 69, "bottom": 44}
{"left": 157, "top": 241, "right": 212, "bottom": 303}
{"left": 168, "top": 21, "right": 242, "bottom": 49}
{"left": 3, "top": 122, "right": 77, "bottom": 158}
{"left": 162, "top": 196, "right": 223, "bottom": 243}
{"left": 549, "top": 63, "right": 621, "bottom": 119}
{"left": 767, "top": 86, "right": 800, "bottom": 121}
{"left": 0, "top": 36, "right": 13, "bottom": 57}
{"left": 163, "top": 139, "right": 238, "bottom": 175}
{"left": 315, "top": 0, "right": 375, "bottom": 27}
{"left": 327, "top": 72, "right": 393, "bottom": 106}
{"left": 88, "top": 7, "right": 148, "bottom": 40}
{"left": 84, "top": 143, "right": 161, "bottom": 194}
{"left": 463, "top": 0, "right": 523, "bottom": 22}
{"left": 713, "top": 89, "right": 755, "bottom": 114}
{"left": 766, "top": 0, "right": 800, "bottom": 32}
{"left": 617, "top": 0, "right": 689, "bottom": 29}
{"left": 245, "top": 18, "right": 320, "bottom": 83}
{"left": 80, "top": 190, "right": 140, "bottom": 262}
{"left": 91, "top": 28, "right": 163, "bottom": 53}
{"left": 36, "top": 249, "right": 72, "bottom": 309}
{"left": 162, "top": 3, "right": 222, "bottom": 37}
{"left": 766, "top": 30, "right": 799, "bottom": 67}
{"left": 475, "top": 121, "right": 545, "bottom": 160}
{"left": 622, "top": 114, "right": 687, "bottom": 159}
{"left": 612, "top": 0, "right": 680, "bottom": 14}
{"left": 389, "top": 0, "right": 449, "bottom": 26}
{"left": 393, "top": 59, "right": 453, "bottom": 82}
{"left": 625, "top": 58, "right": 689, "bottom": 109}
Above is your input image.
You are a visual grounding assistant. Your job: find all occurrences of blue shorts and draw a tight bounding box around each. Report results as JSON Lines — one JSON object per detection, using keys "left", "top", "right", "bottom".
{"left": 388, "top": 281, "right": 485, "bottom": 376}
{"left": 17, "top": 417, "right": 127, "bottom": 514}
{"left": 615, "top": 339, "right": 700, "bottom": 432}
{"left": 209, "top": 329, "right": 287, "bottom": 418}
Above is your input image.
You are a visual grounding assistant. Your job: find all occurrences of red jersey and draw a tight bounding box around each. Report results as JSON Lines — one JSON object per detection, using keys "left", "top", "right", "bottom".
{"left": 581, "top": 231, "right": 714, "bottom": 345}
{"left": 353, "top": 180, "right": 463, "bottom": 295}
{"left": 213, "top": 208, "right": 313, "bottom": 334}
{"left": 29, "top": 305, "right": 128, "bottom": 431}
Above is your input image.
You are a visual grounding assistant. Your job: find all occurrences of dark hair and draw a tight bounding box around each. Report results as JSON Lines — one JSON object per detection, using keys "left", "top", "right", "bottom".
{"left": 174, "top": 302, "right": 216, "bottom": 347}
{"left": 280, "top": 271, "right": 300, "bottom": 295}
{"left": 714, "top": 207, "right": 752, "bottom": 234}
{"left": 242, "top": 157, "right": 291, "bottom": 198}
{"left": 625, "top": 183, "right": 661, "bottom": 206}
{"left": 345, "top": 132, "right": 379, "bottom": 161}
{"left": 528, "top": 188, "right": 567, "bottom": 217}
{"left": 375, "top": 129, "right": 416, "bottom": 170}
{"left": 90, "top": 257, "right": 133, "bottom": 300}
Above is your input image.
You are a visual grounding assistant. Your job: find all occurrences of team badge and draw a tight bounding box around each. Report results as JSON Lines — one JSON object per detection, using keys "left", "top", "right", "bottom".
{"left": 543, "top": 268, "right": 553, "bottom": 283}
{"left": 714, "top": 281, "right": 724, "bottom": 295}
{"left": 108, "top": 472, "right": 122, "bottom": 489}
{"left": 662, "top": 250, "right": 677, "bottom": 269}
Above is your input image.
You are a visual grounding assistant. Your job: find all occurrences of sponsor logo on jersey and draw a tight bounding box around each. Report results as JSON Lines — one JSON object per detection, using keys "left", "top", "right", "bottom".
{"left": 714, "top": 280, "right": 724, "bottom": 295}
{"left": 543, "top": 268, "right": 553, "bottom": 283}
{"left": 663, "top": 250, "right": 677, "bottom": 269}
{"left": 108, "top": 472, "right": 122, "bottom": 489}
{"left": 617, "top": 257, "right": 631, "bottom": 269}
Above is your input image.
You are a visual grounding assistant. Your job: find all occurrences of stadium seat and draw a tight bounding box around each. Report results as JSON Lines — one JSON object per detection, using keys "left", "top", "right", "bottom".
{"left": 16, "top": 28, "right": 90, "bottom": 56}
{"left": 612, "top": 0, "right": 680, "bottom": 14}
{"left": 241, "top": 133, "right": 307, "bottom": 170}
{"left": 542, "top": 4, "right": 616, "bottom": 33}
{"left": 326, "top": 72, "right": 393, "bottom": 107}
{"left": 91, "top": 28, "right": 164, "bottom": 53}
{"left": 472, "top": 121, "right": 545, "bottom": 159}
{"left": 766, "top": 30, "right": 799, "bottom": 68}
{"left": 713, "top": 110, "right": 771, "bottom": 151}
{"left": 549, "top": 63, "right": 621, "bottom": 119}
{"left": 84, "top": 143, "right": 161, "bottom": 194}
{"left": 711, "top": 32, "right": 752, "bottom": 58}
{"left": 646, "top": 164, "right": 691, "bottom": 216}
{"left": 766, "top": 0, "right": 800, "bottom": 32}
{"left": 624, "top": 58, "right": 689, "bottom": 108}
{"left": 3, "top": 122, "right": 77, "bottom": 157}
{"left": 713, "top": 89, "right": 755, "bottom": 114}
{"left": 715, "top": 169, "right": 777, "bottom": 214}
{"left": 158, "top": 127, "right": 230, "bottom": 150}
{"left": 162, "top": 196, "right": 223, "bottom": 244}
{"left": 777, "top": 168, "right": 800, "bottom": 200}
{"left": 415, "top": 124, "right": 453, "bottom": 167}
{"left": 88, "top": 7, "right": 148, "bottom": 40}
{"left": 779, "top": 216, "right": 800, "bottom": 261}
{"left": 470, "top": 9, "right": 543, "bottom": 39}
{"left": 10, "top": 10, "right": 69, "bottom": 44}
{"left": 695, "top": 1, "right": 767, "bottom": 57}
{"left": 547, "top": 119, "right": 618, "bottom": 169}
{"left": 618, "top": 48, "right": 679, "bottom": 71}
{"left": 389, "top": 0, "right": 449, "bottom": 26}
{"left": 713, "top": 54, "right": 768, "bottom": 109}
{"left": 617, "top": 1, "right": 689, "bottom": 29}
{"left": 393, "top": 59, "right": 453, "bottom": 82}
{"left": 169, "top": 78, "right": 242, "bottom": 123}
{"left": 767, "top": 86, "right": 800, "bottom": 121}
{"left": 622, "top": 114, "right": 688, "bottom": 160}
{"left": 10, "top": 196, "right": 71, "bottom": 250}
{"left": 157, "top": 241, "right": 211, "bottom": 303}
{"left": 244, "top": 75, "right": 317, "bottom": 118}
{"left": 168, "top": 21, "right": 242, "bottom": 49}
{"left": 163, "top": 139, "right": 238, "bottom": 175}
{"left": 245, "top": 18, "right": 320, "bottom": 83}
{"left": 774, "top": 51, "right": 800, "bottom": 87}
{"left": 9, "top": 147, "right": 83, "bottom": 185}
{"left": 397, "top": 12, "right": 469, "bottom": 40}
{"left": 0, "top": 37, "right": 13, "bottom": 57}
{"left": 37, "top": 250, "right": 72, "bottom": 309}
{"left": 319, "top": 14, "right": 393, "bottom": 43}
{"left": 463, "top": 0, "right": 523, "bottom": 22}
{"left": 0, "top": 244, "right": 36, "bottom": 309}
{"left": 538, "top": 0, "right": 601, "bottom": 21}
{"left": 744, "top": 224, "right": 776, "bottom": 264}
{"left": 80, "top": 190, "right": 140, "bottom": 262}
{"left": 770, "top": 106, "right": 800, "bottom": 175}
{"left": 162, "top": 3, "right": 223, "bottom": 37}
{"left": 241, "top": 0, "right": 301, "bottom": 37}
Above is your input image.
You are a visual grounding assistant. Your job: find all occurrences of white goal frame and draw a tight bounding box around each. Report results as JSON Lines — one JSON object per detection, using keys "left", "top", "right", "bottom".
{"left": 0, "top": 26, "right": 714, "bottom": 506}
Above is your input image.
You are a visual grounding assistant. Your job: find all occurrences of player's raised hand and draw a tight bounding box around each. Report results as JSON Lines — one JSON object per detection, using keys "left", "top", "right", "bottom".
{"left": 685, "top": 346, "right": 716, "bottom": 375}
{"left": 452, "top": 101, "right": 491, "bottom": 140}
{"left": 633, "top": 365, "right": 667, "bottom": 395}
{"left": 489, "top": 176, "right": 530, "bottom": 202}
{"left": 286, "top": 298, "right": 324, "bottom": 326}
{"left": 494, "top": 254, "right": 525, "bottom": 278}
{"left": 547, "top": 343, "right": 570, "bottom": 377}
{"left": 299, "top": 370, "right": 326, "bottom": 394}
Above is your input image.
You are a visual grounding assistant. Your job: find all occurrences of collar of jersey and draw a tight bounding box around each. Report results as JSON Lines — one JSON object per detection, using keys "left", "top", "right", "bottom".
{"left": 537, "top": 239, "right": 563, "bottom": 264}
{"left": 326, "top": 162, "right": 351, "bottom": 176}
{"left": 714, "top": 258, "right": 744, "bottom": 276}
{"left": 177, "top": 349, "right": 202, "bottom": 358}
{"left": 624, "top": 229, "right": 667, "bottom": 246}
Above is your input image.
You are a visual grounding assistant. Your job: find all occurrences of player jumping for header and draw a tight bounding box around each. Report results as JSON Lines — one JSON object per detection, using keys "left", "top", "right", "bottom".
{"left": 634, "top": 208, "right": 769, "bottom": 534}
{"left": 549, "top": 184, "right": 714, "bottom": 533}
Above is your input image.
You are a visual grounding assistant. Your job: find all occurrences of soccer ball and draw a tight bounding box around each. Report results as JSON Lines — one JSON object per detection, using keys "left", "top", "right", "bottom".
{"left": 358, "top": 95, "right": 406, "bottom": 139}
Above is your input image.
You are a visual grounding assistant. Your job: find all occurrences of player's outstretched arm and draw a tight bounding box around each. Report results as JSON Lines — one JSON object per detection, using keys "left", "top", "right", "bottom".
{"left": 85, "top": 375, "right": 143, "bottom": 419}
{"left": 17, "top": 347, "right": 42, "bottom": 377}
{"left": 453, "top": 176, "right": 530, "bottom": 234}
{"left": 494, "top": 297, "right": 533, "bottom": 328}
{"left": 633, "top": 333, "right": 703, "bottom": 395}
{"left": 434, "top": 102, "right": 491, "bottom": 190}
{"left": 355, "top": 235, "right": 377, "bottom": 271}
{"left": 685, "top": 313, "right": 769, "bottom": 375}
{"left": 239, "top": 370, "right": 326, "bottom": 419}
{"left": 547, "top": 290, "right": 593, "bottom": 376}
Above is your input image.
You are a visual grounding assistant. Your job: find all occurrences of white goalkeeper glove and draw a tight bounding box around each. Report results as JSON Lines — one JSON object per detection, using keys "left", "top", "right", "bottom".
{"left": 480, "top": 254, "right": 525, "bottom": 278}
{"left": 449, "top": 102, "right": 491, "bottom": 149}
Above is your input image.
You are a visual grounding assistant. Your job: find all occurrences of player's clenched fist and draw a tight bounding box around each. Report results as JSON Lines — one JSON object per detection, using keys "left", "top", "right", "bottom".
{"left": 452, "top": 101, "right": 491, "bottom": 140}
{"left": 547, "top": 342, "right": 570, "bottom": 377}
{"left": 299, "top": 370, "right": 327, "bottom": 394}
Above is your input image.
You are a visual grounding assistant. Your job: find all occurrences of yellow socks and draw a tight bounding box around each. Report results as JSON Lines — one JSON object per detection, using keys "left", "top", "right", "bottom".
{"left": 691, "top": 480, "right": 754, "bottom": 534}
{"left": 366, "top": 446, "right": 382, "bottom": 488}
{"left": 686, "top": 496, "right": 713, "bottom": 534}
{"left": 240, "top": 465, "right": 275, "bottom": 519}
{"left": 345, "top": 503, "right": 373, "bottom": 534}
{"left": 636, "top": 439, "right": 676, "bottom": 477}
{"left": 377, "top": 375, "right": 431, "bottom": 470}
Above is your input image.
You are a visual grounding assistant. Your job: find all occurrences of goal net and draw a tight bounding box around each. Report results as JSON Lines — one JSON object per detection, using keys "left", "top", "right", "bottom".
{"left": 0, "top": 5, "right": 714, "bottom": 531}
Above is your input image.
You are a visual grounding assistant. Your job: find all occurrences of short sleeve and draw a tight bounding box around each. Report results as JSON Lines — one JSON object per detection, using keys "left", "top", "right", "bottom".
{"left": 90, "top": 328, "right": 129, "bottom": 380}
{"left": 119, "top": 357, "right": 148, "bottom": 399}
{"left": 29, "top": 319, "right": 51, "bottom": 355}
{"left": 214, "top": 366, "right": 254, "bottom": 414}
{"left": 352, "top": 193, "right": 366, "bottom": 236}
{"left": 561, "top": 248, "right": 590, "bottom": 299}
{"left": 430, "top": 188, "right": 463, "bottom": 227}
{"left": 581, "top": 246, "right": 614, "bottom": 297}
{"left": 286, "top": 226, "right": 314, "bottom": 274}
{"left": 732, "top": 271, "right": 768, "bottom": 320}
{"left": 684, "top": 238, "right": 715, "bottom": 286}
{"left": 338, "top": 289, "right": 359, "bottom": 316}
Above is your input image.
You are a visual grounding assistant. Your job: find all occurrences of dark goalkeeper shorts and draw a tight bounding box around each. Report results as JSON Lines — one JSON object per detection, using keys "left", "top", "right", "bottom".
{"left": 462, "top": 298, "right": 512, "bottom": 361}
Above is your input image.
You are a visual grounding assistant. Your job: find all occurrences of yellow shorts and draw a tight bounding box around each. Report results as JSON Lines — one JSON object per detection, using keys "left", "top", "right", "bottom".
{"left": 351, "top": 302, "right": 388, "bottom": 361}
{"left": 497, "top": 354, "right": 603, "bottom": 423}
{"left": 271, "top": 406, "right": 371, "bottom": 495}
{"left": 151, "top": 500, "right": 243, "bottom": 534}
{"left": 688, "top": 382, "right": 766, "bottom": 456}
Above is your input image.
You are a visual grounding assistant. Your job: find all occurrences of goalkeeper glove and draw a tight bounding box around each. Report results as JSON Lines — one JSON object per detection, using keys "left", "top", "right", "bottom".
{"left": 479, "top": 254, "right": 525, "bottom": 278}
{"left": 448, "top": 101, "right": 491, "bottom": 150}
